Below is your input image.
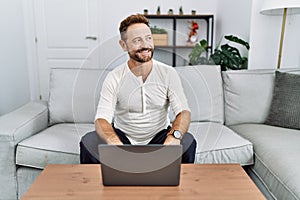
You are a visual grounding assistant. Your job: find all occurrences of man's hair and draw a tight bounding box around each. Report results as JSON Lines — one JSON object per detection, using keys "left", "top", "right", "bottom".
{"left": 119, "top": 14, "right": 150, "bottom": 41}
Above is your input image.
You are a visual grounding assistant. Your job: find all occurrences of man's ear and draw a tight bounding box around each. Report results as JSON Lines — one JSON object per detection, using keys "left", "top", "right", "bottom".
{"left": 119, "top": 40, "right": 127, "bottom": 51}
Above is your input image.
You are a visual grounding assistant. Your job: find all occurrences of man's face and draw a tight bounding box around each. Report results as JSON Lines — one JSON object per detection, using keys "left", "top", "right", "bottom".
{"left": 122, "top": 23, "right": 154, "bottom": 63}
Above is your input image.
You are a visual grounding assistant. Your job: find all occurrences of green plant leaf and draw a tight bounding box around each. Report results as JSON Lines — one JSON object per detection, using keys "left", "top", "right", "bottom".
{"left": 188, "top": 35, "right": 250, "bottom": 70}
{"left": 188, "top": 40, "right": 208, "bottom": 65}
{"left": 224, "top": 35, "right": 250, "bottom": 50}
{"left": 150, "top": 26, "right": 167, "bottom": 34}
{"left": 211, "top": 44, "right": 244, "bottom": 70}
{"left": 200, "top": 39, "right": 207, "bottom": 47}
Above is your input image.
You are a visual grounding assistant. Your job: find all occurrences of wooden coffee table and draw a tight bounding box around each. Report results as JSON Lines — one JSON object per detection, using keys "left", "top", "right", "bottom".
{"left": 22, "top": 164, "right": 265, "bottom": 200}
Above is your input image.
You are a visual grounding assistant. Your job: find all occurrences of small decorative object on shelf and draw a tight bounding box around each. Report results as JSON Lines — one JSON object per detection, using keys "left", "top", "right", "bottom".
{"left": 143, "top": 9, "right": 148, "bottom": 15}
{"left": 156, "top": 6, "right": 161, "bottom": 15}
{"left": 150, "top": 26, "right": 168, "bottom": 46}
{"left": 168, "top": 9, "right": 173, "bottom": 15}
{"left": 187, "top": 20, "right": 199, "bottom": 44}
{"left": 179, "top": 6, "right": 183, "bottom": 15}
{"left": 191, "top": 10, "right": 196, "bottom": 15}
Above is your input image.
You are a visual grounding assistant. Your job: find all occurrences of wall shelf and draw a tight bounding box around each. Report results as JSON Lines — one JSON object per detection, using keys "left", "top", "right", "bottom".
{"left": 145, "top": 14, "right": 214, "bottom": 66}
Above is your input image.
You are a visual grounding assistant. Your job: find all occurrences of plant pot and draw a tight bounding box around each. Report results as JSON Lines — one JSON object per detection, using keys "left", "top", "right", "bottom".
{"left": 152, "top": 34, "right": 168, "bottom": 46}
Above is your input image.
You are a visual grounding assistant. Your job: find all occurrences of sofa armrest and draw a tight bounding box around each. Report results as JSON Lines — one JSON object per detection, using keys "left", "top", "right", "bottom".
{"left": 0, "top": 101, "right": 48, "bottom": 142}
{"left": 0, "top": 101, "right": 48, "bottom": 200}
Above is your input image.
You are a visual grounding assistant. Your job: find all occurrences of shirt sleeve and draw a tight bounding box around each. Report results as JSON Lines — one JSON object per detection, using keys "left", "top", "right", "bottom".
{"left": 94, "top": 72, "right": 118, "bottom": 123}
{"left": 168, "top": 68, "right": 190, "bottom": 116}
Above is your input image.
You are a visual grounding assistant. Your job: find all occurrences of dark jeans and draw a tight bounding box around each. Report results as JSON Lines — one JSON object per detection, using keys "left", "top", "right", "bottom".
{"left": 80, "top": 127, "right": 197, "bottom": 164}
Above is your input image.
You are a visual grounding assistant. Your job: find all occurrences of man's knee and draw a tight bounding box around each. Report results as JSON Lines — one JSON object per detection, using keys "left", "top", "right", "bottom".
{"left": 80, "top": 141, "right": 100, "bottom": 164}
{"left": 180, "top": 132, "right": 196, "bottom": 163}
{"left": 182, "top": 132, "right": 196, "bottom": 149}
{"left": 80, "top": 131, "right": 102, "bottom": 164}
{"left": 81, "top": 130, "right": 99, "bottom": 144}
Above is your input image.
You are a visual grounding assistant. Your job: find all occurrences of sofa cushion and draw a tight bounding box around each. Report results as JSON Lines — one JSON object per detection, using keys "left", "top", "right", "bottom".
{"left": 16, "top": 123, "right": 94, "bottom": 169}
{"left": 222, "top": 68, "right": 300, "bottom": 126}
{"left": 48, "top": 68, "right": 110, "bottom": 125}
{"left": 265, "top": 71, "right": 300, "bottom": 129}
{"left": 222, "top": 69, "right": 275, "bottom": 126}
{"left": 189, "top": 122, "right": 253, "bottom": 165}
{"left": 175, "top": 65, "right": 224, "bottom": 123}
{"left": 229, "top": 123, "right": 300, "bottom": 200}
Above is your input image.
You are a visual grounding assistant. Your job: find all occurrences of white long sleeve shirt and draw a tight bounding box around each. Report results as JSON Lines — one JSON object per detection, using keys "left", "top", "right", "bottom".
{"left": 95, "top": 60, "right": 190, "bottom": 144}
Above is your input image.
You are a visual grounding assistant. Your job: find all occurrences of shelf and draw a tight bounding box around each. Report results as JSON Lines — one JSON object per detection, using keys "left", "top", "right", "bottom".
{"left": 145, "top": 14, "right": 214, "bottom": 66}
{"left": 155, "top": 45, "right": 212, "bottom": 49}
{"left": 155, "top": 45, "right": 193, "bottom": 48}
{"left": 145, "top": 14, "right": 214, "bottom": 19}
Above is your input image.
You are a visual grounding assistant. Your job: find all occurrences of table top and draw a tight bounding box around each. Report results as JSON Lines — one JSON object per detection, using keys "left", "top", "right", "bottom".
{"left": 22, "top": 164, "right": 265, "bottom": 200}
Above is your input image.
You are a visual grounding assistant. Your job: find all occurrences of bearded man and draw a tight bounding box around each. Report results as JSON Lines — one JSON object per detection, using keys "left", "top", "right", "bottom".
{"left": 80, "top": 14, "right": 196, "bottom": 164}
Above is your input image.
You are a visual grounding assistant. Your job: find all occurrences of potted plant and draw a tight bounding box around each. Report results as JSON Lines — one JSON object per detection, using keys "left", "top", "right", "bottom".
{"left": 156, "top": 6, "right": 161, "bottom": 15}
{"left": 150, "top": 26, "right": 168, "bottom": 46}
{"left": 189, "top": 35, "right": 250, "bottom": 71}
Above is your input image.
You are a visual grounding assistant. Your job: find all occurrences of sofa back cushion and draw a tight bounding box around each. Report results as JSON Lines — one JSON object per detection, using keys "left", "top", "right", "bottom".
{"left": 175, "top": 65, "right": 224, "bottom": 123}
{"left": 222, "top": 68, "right": 300, "bottom": 126}
{"left": 49, "top": 65, "right": 224, "bottom": 125}
{"left": 48, "top": 68, "right": 110, "bottom": 125}
{"left": 265, "top": 71, "right": 300, "bottom": 129}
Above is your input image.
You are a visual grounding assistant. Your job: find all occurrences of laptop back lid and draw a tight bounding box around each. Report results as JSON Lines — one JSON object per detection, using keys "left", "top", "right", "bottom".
{"left": 98, "top": 144, "right": 182, "bottom": 186}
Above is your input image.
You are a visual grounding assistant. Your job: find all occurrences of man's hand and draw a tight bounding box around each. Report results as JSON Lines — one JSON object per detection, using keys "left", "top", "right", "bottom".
{"left": 95, "top": 119, "right": 123, "bottom": 145}
{"left": 165, "top": 110, "right": 190, "bottom": 146}
{"left": 106, "top": 135, "right": 123, "bottom": 145}
{"left": 164, "top": 135, "right": 181, "bottom": 145}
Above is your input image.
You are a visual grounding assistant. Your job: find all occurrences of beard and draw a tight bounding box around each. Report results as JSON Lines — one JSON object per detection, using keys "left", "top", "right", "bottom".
{"left": 128, "top": 48, "right": 154, "bottom": 63}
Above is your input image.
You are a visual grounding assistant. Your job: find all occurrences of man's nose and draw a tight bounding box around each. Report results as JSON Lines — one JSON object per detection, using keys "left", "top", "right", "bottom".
{"left": 140, "top": 38, "right": 152, "bottom": 48}
{"left": 139, "top": 40, "right": 147, "bottom": 48}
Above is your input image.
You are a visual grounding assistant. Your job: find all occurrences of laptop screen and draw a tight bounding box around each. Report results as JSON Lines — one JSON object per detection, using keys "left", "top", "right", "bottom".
{"left": 98, "top": 144, "right": 182, "bottom": 186}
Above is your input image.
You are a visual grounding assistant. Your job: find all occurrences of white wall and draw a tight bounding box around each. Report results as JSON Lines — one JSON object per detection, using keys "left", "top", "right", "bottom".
{"left": 248, "top": 0, "right": 300, "bottom": 69}
{"left": 98, "top": 0, "right": 252, "bottom": 67}
{"left": 98, "top": 0, "right": 219, "bottom": 67}
{"left": 215, "top": 0, "right": 252, "bottom": 56}
{"left": 3, "top": 0, "right": 299, "bottom": 115}
{"left": 0, "top": 0, "right": 30, "bottom": 116}
{"left": 99, "top": 0, "right": 218, "bottom": 42}
{"left": 98, "top": 0, "right": 300, "bottom": 69}
{"left": 216, "top": 0, "right": 252, "bottom": 41}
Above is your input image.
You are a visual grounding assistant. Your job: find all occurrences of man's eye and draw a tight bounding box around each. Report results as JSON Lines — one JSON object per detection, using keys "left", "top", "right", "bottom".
{"left": 146, "top": 36, "right": 152, "bottom": 41}
{"left": 133, "top": 39, "right": 141, "bottom": 44}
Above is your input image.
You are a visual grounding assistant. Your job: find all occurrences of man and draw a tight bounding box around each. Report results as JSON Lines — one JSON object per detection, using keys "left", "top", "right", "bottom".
{"left": 80, "top": 14, "right": 196, "bottom": 163}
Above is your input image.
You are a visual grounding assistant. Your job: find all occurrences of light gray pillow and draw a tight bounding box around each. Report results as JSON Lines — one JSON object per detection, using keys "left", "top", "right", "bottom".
{"left": 174, "top": 65, "right": 224, "bottom": 124}
{"left": 265, "top": 71, "right": 300, "bottom": 129}
{"left": 48, "top": 68, "right": 109, "bottom": 125}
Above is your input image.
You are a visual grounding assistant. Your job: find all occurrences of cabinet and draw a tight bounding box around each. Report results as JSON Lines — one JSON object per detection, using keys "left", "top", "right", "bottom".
{"left": 145, "top": 14, "right": 214, "bottom": 67}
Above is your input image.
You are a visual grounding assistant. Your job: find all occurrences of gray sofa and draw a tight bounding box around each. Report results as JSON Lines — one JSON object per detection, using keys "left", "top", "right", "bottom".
{"left": 0, "top": 64, "right": 299, "bottom": 200}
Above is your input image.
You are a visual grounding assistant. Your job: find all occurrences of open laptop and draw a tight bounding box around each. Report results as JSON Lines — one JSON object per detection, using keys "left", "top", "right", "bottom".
{"left": 98, "top": 144, "right": 182, "bottom": 186}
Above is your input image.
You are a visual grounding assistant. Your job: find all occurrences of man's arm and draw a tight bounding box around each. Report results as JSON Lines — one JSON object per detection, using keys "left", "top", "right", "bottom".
{"left": 95, "top": 118, "right": 123, "bottom": 145}
{"left": 164, "top": 110, "right": 191, "bottom": 145}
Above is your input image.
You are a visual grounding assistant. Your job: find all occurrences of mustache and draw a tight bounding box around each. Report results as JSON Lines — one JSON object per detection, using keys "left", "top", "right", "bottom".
{"left": 136, "top": 48, "right": 153, "bottom": 53}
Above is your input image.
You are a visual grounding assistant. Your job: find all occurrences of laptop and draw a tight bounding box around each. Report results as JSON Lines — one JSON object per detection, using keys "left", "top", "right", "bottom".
{"left": 98, "top": 144, "right": 182, "bottom": 186}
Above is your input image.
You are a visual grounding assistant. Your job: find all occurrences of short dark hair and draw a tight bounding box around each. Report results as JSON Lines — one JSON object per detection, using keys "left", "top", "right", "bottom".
{"left": 119, "top": 14, "right": 150, "bottom": 41}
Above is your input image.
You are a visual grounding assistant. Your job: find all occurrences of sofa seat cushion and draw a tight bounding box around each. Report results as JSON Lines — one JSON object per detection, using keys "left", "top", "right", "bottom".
{"left": 189, "top": 122, "right": 253, "bottom": 165}
{"left": 229, "top": 123, "right": 300, "bottom": 200}
{"left": 16, "top": 123, "right": 94, "bottom": 169}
